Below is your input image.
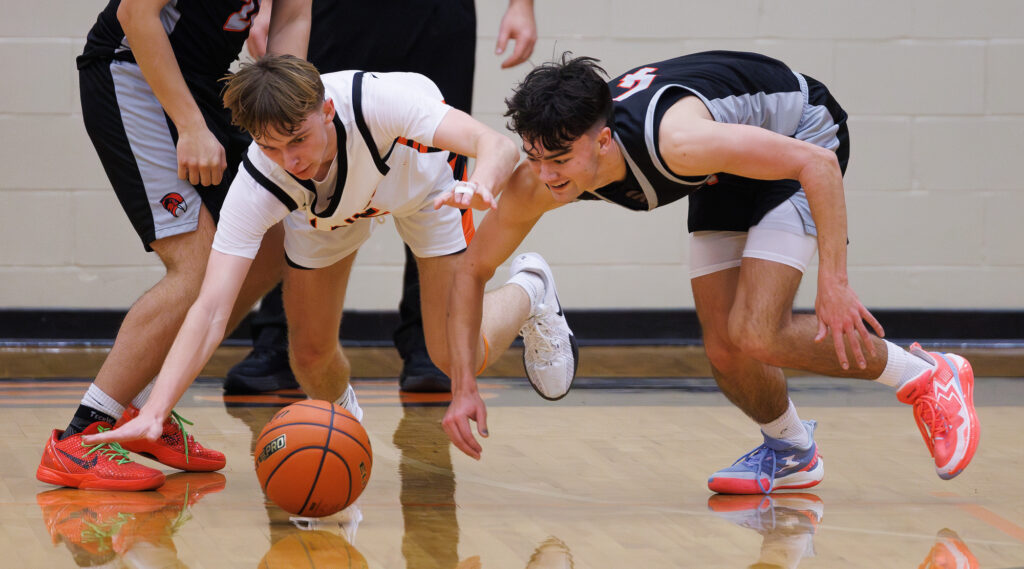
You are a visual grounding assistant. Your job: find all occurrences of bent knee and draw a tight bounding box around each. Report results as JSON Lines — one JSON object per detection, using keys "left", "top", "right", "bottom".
{"left": 289, "top": 342, "right": 343, "bottom": 372}
{"left": 727, "top": 312, "right": 781, "bottom": 363}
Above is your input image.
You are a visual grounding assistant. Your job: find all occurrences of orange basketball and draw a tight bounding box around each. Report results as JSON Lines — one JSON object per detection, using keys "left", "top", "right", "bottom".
{"left": 254, "top": 400, "right": 372, "bottom": 517}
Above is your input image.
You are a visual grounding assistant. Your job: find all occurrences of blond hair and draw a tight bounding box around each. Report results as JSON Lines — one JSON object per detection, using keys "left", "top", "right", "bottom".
{"left": 221, "top": 54, "right": 325, "bottom": 140}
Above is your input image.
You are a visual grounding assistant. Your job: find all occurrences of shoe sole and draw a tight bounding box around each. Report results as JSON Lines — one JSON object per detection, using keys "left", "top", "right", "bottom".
{"left": 36, "top": 464, "right": 165, "bottom": 491}
{"left": 708, "top": 457, "right": 824, "bottom": 495}
{"left": 522, "top": 332, "right": 579, "bottom": 402}
{"left": 121, "top": 444, "right": 226, "bottom": 472}
{"left": 937, "top": 355, "right": 979, "bottom": 480}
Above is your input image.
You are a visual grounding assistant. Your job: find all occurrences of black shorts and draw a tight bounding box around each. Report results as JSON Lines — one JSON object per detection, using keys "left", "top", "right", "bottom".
{"left": 79, "top": 59, "right": 251, "bottom": 251}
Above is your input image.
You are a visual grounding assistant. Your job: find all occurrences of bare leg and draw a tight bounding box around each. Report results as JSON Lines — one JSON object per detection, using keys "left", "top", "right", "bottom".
{"left": 92, "top": 211, "right": 284, "bottom": 406}
{"left": 282, "top": 252, "right": 357, "bottom": 402}
{"left": 416, "top": 253, "right": 530, "bottom": 375}
{"left": 729, "top": 258, "right": 888, "bottom": 379}
{"left": 692, "top": 267, "right": 791, "bottom": 424}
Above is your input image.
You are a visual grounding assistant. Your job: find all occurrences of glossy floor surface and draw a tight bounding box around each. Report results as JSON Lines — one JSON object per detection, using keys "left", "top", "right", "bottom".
{"left": 3, "top": 375, "right": 1023, "bottom": 568}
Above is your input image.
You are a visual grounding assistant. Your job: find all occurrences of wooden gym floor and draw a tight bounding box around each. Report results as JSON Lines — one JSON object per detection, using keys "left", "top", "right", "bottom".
{"left": 2, "top": 345, "right": 1023, "bottom": 568}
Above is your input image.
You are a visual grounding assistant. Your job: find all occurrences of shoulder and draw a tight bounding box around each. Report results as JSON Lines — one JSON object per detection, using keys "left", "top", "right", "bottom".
{"left": 496, "top": 162, "right": 562, "bottom": 222}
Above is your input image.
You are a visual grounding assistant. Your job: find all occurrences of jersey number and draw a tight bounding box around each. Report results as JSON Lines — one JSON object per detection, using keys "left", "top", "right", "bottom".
{"left": 224, "top": 0, "right": 259, "bottom": 32}
{"left": 613, "top": 67, "right": 658, "bottom": 101}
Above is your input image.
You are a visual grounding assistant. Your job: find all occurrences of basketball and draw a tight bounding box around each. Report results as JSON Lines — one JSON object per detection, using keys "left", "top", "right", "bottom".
{"left": 253, "top": 400, "right": 372, "bottom": 517}
{"left": 258, "top": 530, "right": 368, "bottom": 569}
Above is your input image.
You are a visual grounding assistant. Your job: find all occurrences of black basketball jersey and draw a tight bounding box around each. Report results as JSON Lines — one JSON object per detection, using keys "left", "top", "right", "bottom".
{"left": 584, "top": 51, "right": 812, "bottom": 217}
{"left": 77, "top": 0, "right": 259, "bottom": 77}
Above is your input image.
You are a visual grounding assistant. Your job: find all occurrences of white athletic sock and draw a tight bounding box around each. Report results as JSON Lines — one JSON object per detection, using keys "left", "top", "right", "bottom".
{"left": 506, "top": 271, "right": 545, "bottom": 313}
{"left": 335, "top": 386, "right": 351, "bottom": 408}
{"left": 874, "top": 340, "right": 934, "bottom": 389}
{"left": 760, "top": 400, "right": 810, "bottom": 449}
{"left": 81, "top": 383, "right": 126, "bottom": 420}
{"left": 131, "top": 380, "right": 155, "bottom": 409}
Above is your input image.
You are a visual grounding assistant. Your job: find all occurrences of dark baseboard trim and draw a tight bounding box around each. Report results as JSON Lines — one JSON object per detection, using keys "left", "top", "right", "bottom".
{"left": 0, "top": 308, "right": 1021, "bottom": 347}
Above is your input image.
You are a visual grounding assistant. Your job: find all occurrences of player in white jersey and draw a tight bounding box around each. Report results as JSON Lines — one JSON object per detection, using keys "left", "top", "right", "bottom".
{"left": 84, "top": 55, "right": 577, "bottom": 458}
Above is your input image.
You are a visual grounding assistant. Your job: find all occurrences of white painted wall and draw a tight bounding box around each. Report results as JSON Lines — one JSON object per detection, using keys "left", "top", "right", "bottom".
{"left": 2, "top": 0, "right": 1022, "bottom": 312}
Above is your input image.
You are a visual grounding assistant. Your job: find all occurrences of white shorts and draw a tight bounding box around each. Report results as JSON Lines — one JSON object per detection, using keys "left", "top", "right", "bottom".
{"left": 283, "top": 195, "right": 472, "bottom": 270}
{"left": 689, "top": 192, "right": 818, "bottom": 279}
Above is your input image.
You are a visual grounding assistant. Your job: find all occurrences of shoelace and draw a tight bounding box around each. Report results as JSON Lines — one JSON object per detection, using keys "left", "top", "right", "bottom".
{"left": 520, "top": 306, "right": 563, "bottom": 359}
{"left": 730, "top": 445, "right": 778, "bottom": 494}
{"left": 81, "top": 426, "right": 135, "bottom": 465}
{"left": 80, "top": 512, "right": 132, "bottom": 551}
{"left": 169, "top": 410, "right": 196, "bottom": 464}
{"left": 911, "top": 396, "right": 951, "bottom": 458}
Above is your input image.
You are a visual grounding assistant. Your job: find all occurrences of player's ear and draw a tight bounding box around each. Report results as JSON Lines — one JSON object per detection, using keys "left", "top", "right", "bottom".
{"left": 596, "top": 126, "right": 614, "bottom": 152}
{"left": 322, "top": 98, "right": 336, "bottom": 123}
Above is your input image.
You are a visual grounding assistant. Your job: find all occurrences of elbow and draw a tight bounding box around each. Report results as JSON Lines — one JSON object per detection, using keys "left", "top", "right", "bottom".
{"left": 116, "top": 0, "right": 140, "bottom": 28}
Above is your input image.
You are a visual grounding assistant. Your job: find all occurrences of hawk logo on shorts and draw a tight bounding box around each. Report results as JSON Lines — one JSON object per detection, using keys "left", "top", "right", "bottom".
{"left": 160, "top": 193, "right": 187, "bottom": 217}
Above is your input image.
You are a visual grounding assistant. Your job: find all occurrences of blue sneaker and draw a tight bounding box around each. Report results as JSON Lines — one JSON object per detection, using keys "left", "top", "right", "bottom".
{"left": 708, "top": 420, "right": 824, "bottom": 494}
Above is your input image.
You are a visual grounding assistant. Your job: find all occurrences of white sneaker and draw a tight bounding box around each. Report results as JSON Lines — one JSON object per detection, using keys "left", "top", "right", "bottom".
{"left": 341, "top": 385, "right": 363, "bottom": 422}
{"left": 510, "top": 253, "right": 578, "bottom": 400}
{"left": 290, "top": 503, "right": 363, "bottom": 544}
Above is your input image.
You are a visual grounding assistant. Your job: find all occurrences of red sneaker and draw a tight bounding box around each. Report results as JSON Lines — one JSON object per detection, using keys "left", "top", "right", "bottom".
{"left": 897, "top": 344, "right": 980, "bottom": 480}
{"left": 36, "top": 422, "right": 166, "bottom": 491}
{"left": 117, "top": 406, "right": 226, "bottom": 472}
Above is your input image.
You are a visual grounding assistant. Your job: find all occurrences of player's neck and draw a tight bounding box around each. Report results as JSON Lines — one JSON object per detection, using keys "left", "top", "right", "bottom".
{"left": 594, "top": 141, "right": 628, "bottom": 188}
{"left": 313, "top": 126, "right": 338, "bottom": 182}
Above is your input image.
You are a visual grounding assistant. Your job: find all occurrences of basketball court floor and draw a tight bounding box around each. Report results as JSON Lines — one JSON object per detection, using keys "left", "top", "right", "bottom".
{"left": 3, "top": 370, "right": 1023, "bottom": 568}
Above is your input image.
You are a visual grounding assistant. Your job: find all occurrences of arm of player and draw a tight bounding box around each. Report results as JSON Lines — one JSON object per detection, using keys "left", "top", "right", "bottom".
{"left": 431, "top": 109, "right": 521, "bottom": 211}
{"left": 495, "top": 0, "right": 537, "bottom": 69}
{"left": 117, "top": 0, "right": 227, "bottom": 187}
{"left": 658, "top": 100, "right": 883, "bottom": 369}
{"left": 264, "top": 0, "right": 310, "bottom": 58}
{"left": 442, "top": 164, "right": 559, "bottom": 459}
{"left": 83, "top": 251, "right": 253, "bottom": 446}
{"left": 245, "top": 0, "right": 272, "bottom": 59}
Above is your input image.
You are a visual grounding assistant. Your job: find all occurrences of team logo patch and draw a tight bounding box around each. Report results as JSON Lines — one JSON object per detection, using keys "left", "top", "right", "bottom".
{"left": 160, "top": 193, "right": 187, "bottom": 217}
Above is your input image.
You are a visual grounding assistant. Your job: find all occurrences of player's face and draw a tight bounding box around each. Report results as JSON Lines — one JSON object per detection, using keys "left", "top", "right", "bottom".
{"left": 522, "top": 128, "right": 606, "bottom": 203}
{"left": 253, "top": 100, "right": 336, "bottom": 181}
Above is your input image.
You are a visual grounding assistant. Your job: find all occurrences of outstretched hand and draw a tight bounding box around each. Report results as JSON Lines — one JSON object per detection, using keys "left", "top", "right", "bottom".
{"left": 442, "top": 391, "right": 489, "bottom": 460}
{"left": 814, "top": 279, "right": 884, "bottom": 370}
{"left": 82, "top": 410, "right": 165, "bottom": 446}
{"left": 433, "top": 181, "right": 498, "bottom": 212}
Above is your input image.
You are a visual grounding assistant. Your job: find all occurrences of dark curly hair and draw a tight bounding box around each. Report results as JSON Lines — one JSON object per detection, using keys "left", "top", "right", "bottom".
{"left": 505, "top": 53, "right": 613, "bottom": 153}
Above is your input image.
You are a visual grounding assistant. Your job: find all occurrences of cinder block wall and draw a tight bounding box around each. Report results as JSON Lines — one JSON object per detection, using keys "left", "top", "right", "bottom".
{"left": 1, "top": 0, "right": 1021, "bottom": 312}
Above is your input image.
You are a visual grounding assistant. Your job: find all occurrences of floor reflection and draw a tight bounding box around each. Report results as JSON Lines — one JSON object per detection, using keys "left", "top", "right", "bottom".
{"left": 36, "top": 472, "right": 225, "bottom": 568}
{"left": 707, "top": 493, "right": 824, "bottom": 569}
{"left": 917, "top": 529, "right": 979, "bottom": 569}
{"left": 258, "top": 528, "right": 367, "bottom": 568}
{"left": 393, "top": 400, "right": 460, "bottom": 569}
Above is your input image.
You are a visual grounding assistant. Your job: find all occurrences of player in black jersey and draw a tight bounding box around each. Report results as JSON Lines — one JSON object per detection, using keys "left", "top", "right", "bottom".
{"left": 442, "top": 52, "right": 979, "bottom": 494}
{"left": 37, "top": 0, "right": 312, "bottom": 492}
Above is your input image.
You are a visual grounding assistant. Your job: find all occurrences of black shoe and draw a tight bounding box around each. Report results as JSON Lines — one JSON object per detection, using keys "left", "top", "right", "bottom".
{"left": 399, "top": 352, "right": 451, "bottom": 393}
{"left": 224, "top": 346, "right": 299, "bottom": 394}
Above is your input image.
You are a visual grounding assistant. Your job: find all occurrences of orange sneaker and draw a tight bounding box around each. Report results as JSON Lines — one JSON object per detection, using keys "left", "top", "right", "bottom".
{"left": 36, "top": 487, "right": 167, "bottom": 565}
{"left": 37, "top": 422, "right": 166, "bottom": 491}
{"left": 114, "top": 472, "right": 228, "bottom": 555}
{"left": 897, "top": 344, "right": 980, "bottom": 480}
{"left": 116, "top": 406, "right": 226, "bottom": 472}
{"left": 919, "top": 528, "right": 979, "bottom": 569}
